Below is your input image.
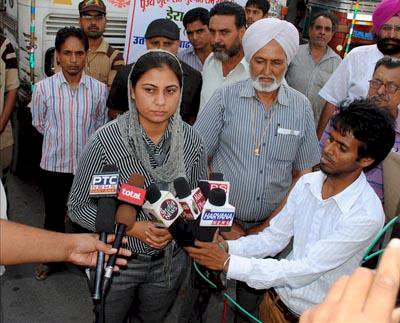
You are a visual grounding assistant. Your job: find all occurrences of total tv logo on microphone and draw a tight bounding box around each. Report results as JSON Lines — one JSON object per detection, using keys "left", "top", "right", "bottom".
{"left": 118, "top": 183, "right": 146, "bottom": 206}
{"left": 89, "top": 173, "right": 119, "bottom": 197}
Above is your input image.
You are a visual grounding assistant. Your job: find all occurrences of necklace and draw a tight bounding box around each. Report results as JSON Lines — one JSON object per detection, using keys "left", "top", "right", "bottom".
{"left": 251, "top": 106, "right": 275, "bottom": 156}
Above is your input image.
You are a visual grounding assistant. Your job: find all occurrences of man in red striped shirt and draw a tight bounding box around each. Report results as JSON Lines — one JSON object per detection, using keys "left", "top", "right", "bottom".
{"left": 31, "top": 26, "right": 108, "bottom": 280}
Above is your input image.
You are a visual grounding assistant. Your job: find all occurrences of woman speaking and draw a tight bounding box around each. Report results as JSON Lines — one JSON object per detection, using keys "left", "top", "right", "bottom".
{"left": 68, "top": 50, "right": 207, "bottom": 322}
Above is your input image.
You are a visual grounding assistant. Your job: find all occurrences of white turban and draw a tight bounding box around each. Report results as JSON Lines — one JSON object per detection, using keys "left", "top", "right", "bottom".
{"left": 243, "top": 18, "right": 299, "bottom": 64}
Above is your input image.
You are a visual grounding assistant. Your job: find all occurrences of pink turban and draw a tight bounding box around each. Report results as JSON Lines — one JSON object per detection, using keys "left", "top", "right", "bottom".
{"left": 372, "top": 0, "right": 400, "bottom": 33}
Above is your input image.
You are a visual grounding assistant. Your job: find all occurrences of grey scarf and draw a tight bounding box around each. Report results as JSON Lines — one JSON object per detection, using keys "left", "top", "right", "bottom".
{"left": 116, "top": 50, "right": 187, "bottom": 286}
{"left": 117, "top": 49, "right": 187, "bottom": 193}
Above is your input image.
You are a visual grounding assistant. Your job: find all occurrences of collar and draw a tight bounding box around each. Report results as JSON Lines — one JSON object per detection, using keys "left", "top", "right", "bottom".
{"left": 307, "top": 43, "right": 338, "bottom": 61}
{"left": 185, "top": 46, "right": 196, "bottom": 55}
{"left": 90, "top": 38, "right": 108, "bottom": 53}
{"left": 57, "top": 71, "right": 89, "bottom": 89}
{"left": 305, "top": 171, "right": 367, "bottom": 214}
{"left": 210, "top": 53, "right": 249, "bottom": 72}
{"left": 239, "top": 79, "right": 291, "bottom": 108}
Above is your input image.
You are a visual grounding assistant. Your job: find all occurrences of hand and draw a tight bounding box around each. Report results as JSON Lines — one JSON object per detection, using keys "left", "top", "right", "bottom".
{"left": 65, "top": 234, "right": 132, "bottom": 269}
{"left": 300, "top": 238, "right": 400, "bottom": 323}
{"left": 145, "top": 224, "right": 173, "bottom": 249}
{"left": 220, "top": 223, "right": 246, "bottom": 240}
{"left": 185, "top": 239, "right": 229, "bottom": 271}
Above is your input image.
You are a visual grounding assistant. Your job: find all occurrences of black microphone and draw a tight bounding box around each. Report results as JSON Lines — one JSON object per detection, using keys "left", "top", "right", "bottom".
{"left": 170, "top": 177, "right": 206, "bottom": 246}
{"left": 198, "top": 172, "right": 229, "bottom": 200}
{"left": 91, "top": 164, "right": 119, "bottom": 301}
{"left": 102, "top": 173, "right": 145, "bottom": 295}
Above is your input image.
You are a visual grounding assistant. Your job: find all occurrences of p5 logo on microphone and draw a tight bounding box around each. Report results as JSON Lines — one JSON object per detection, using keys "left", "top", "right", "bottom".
{"left": 89, "top": 172, "right": 120, "bottom": 197}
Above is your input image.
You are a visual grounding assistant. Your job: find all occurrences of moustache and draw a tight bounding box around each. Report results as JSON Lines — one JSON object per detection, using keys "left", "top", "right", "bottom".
{"left": 212, "top": 43, "right": 226, "bottom": 50}
{"left": 380, "top": 37, "right": 400, "bottom": 45}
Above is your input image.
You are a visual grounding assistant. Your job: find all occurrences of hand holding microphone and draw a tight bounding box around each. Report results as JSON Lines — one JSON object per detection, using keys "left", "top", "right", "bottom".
{"left": 90, "top": 164, "right": 119, "bottom": 301}
{"left": 102, "top": 173, "right": 146, "bottom": 295}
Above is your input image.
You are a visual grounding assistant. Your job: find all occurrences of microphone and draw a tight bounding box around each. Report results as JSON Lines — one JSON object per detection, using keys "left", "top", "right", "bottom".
{"left": 198, "top": 188, "right": 235, "bottom": 291}
{"left": 91, "top": 164, "right": 119, "bottom": 301}
{"left": 142, "top": 183, "right": 183, "bottom": 228}
{"left": 169, "top": 177, "right": 206, "bottom": 247}
{"left": 174, "top": 177, "right": 206, "bottom": 220}
{"left": 102, "top": 174, "right": 145, "bottom": 294}
{"left": 198, "top": 188, "right": 235, "bottom": 242}
{"left": 198, "top": 172, "right": 230, "bottom": 200}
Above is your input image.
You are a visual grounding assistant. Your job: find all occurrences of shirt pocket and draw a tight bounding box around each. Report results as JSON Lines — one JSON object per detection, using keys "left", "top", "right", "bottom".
{"left": 268, "top": 133, "right": 301, "bottom": 161}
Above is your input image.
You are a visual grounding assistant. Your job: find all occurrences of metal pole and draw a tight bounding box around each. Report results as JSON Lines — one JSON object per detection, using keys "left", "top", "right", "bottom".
{"left": 29, "top": 0, "right": 36, "bottom": 92}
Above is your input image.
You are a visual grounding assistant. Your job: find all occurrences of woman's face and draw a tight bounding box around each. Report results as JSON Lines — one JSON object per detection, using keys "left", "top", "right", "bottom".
{"left": 132, "top": 65, "right": 181, "bottom": 127}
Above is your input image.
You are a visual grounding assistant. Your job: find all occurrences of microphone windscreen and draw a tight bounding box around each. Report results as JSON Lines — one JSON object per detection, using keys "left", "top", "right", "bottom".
{"left": 115, "top": 204, "right": 137, "bottom": 230}
{"left": 198, "top": 181, "right": 210, "bottom": 199}
{"left": 208, "top": 188, "right": 226, "bottom": 206}
{"left": 174, "top": 177, "right": 191, "bottom": 199}
{"left": 128, "top": 173, "right": 145, "bottom": 188}
{"left": 95, "top": 164, "right": 119, "bottom": 233}
{"left": 210, "top": 172, "right": 224, "bottom": 181}
{"left": 96, "top": 197, "right": 117, "bottom": 233}
{"left": 146, "top": 183, "right": 161, "bottom": 203}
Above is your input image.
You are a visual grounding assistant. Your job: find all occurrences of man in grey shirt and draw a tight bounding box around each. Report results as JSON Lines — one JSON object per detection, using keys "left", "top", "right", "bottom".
{"left": 194, "top": 18, "right": 320, "bottom": 321}
{"left": 286, "top": 11, "right": 342, "bottom": 126}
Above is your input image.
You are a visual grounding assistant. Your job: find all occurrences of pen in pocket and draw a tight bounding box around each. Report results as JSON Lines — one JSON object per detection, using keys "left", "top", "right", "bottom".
{"left": 275, "top": 123, "right": 280, "bottom": 136}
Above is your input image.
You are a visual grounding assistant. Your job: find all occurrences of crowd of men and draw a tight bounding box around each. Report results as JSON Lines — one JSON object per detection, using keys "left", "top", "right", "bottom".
{"left": 0, "top": 0, "right": 399, "bottom": 322}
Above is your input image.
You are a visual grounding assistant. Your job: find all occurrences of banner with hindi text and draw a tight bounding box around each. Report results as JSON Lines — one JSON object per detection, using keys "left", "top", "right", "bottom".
{"left": 123, "top": 0, "right": 247, "bottom": 63}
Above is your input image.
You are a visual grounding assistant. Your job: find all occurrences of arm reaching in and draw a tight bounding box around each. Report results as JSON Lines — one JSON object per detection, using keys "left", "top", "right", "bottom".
{"left": 0, "top": 219, "right": 131, "bottom": 267}
{"left": 300, "top": 238, "right": 400, "bottom": 323}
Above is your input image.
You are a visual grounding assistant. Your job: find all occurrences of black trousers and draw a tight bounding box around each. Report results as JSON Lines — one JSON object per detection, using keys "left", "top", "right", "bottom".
{"left": 40, "top": 169, "right": 74, "bottom": 233}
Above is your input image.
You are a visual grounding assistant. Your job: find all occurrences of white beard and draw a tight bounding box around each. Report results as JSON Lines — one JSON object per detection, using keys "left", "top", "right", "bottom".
{"left": 251, "top": 75, "right": 282, "bottom": 92}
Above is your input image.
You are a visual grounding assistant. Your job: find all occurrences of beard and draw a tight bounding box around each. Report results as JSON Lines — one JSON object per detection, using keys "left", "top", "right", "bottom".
{"left": 85, "top": 27, "right": 103, "bottom": 39}
{"left": 251, "top": 70, "right": 286, "bottom": 92}
{"left": 377, "top": 36, "right": 400, "bottom": 56}
{"left": 212, "top": 39, "right": 241, "bottom": 62}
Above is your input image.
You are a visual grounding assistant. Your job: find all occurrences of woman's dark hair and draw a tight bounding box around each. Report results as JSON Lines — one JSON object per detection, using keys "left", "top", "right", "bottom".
{"left": 129, "top": 51, "right": 183, "bottom": 88}
{"left": 55, "top": 27, "right": 89, "bottom": 52}
{"left": 210, "top": 2, "right": 246, "bottom": 29}
{"left": 331, "top": 98, "right": 395, "bottom": 172}
{"left": 309, "top": 11, "right": 338, "bottom": 32}
{"left": 245, "top": 0, "right": 270, "bottom": 15}
{"left": 183, "top": 7, "right": 210, "bottom": 29}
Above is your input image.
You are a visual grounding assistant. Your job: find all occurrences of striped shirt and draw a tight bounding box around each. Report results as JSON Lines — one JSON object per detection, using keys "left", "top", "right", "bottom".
{"left": 227, "top": 171, "right": 384, "bottom": 315}
{"left": 194, "top": 79, "right": 321, "bottom": 222}
{"left": 319, "top": 109, "right": 400, "bottom": 202}
{"left": 177, "top": 46, "right": 204, "bottom": 72}
{"left": 68, "top": 119, "right": 208, "bottom": 254}
{"left": 31, "top": 71, "right": 108, "bottom": 174}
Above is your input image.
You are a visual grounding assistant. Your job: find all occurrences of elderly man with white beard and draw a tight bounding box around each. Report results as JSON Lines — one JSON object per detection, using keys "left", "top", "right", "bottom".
{"left": 194, "top": 18, "right": 320, "bottom": 322}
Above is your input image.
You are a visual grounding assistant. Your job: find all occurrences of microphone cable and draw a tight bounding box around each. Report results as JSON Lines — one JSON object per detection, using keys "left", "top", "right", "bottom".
{"left": 193, "top": 261, "right": 262, "bottom": 323}
{"left": 362, "top": 214, "right": 399, "bottom": 263}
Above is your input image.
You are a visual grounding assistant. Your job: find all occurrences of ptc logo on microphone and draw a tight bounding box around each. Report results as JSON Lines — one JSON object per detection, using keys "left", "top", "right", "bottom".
{"left": 89, "top": 173, "right": 119, "bottom": 197}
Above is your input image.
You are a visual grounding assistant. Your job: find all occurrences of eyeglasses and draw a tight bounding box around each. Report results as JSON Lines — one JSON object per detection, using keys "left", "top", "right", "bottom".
{"left": 381, "top": 24, "right": 400, "bottom": 34}
{"left": 368, "top": 79, "right": 400, "bottom": 94}
{"left": 81, "top": 14, "right": 105, "bottom": 21}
